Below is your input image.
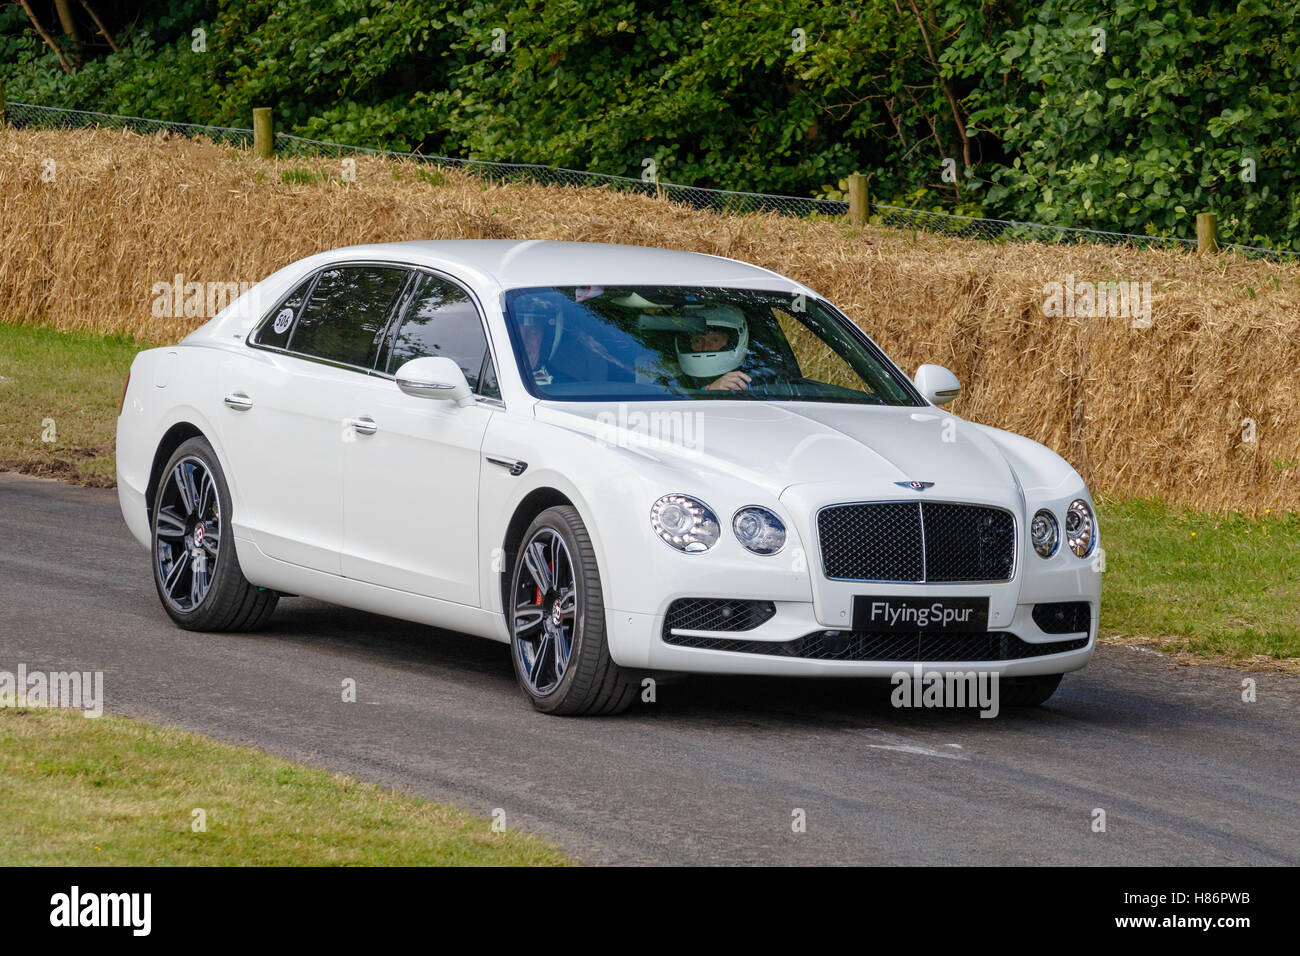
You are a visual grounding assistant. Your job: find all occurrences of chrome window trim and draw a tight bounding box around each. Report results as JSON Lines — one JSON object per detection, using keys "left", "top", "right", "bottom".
{"left": 246, "top": 258, "right": 505, "bottom": 408}
{"left": 247, "top": 260, "right": 410, "bottom": 373}
{"left": 818, "top": 301, "right": 928, "bottom": 407}
{"left": 373, "top": 270, "right": 425, "bottom": 374}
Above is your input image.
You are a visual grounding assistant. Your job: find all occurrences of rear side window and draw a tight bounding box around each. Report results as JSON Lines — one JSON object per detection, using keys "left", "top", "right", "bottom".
{"left": 386, "top": 275, "right": 489, "bottom": 389}
{"left": 290, "top": 266, "right": 409, "bottom": 369}
{"left": 252, "top": 274, "right": 314, "bottom": 350}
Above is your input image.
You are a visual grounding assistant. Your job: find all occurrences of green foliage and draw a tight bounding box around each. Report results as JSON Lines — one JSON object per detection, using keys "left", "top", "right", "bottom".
{"left": 959, "top": 0, "right": 1300, "bottom": 245}
{"left": 1, "top": 0, "right": 1296, "bottom": 245}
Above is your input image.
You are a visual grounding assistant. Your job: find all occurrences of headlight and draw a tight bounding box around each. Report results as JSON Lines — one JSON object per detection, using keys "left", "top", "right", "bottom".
{"left": 732, "top": 506, "right": 786, "bottom": 555}
{"left": 1030, "top": 509, "right": 1059, "bottom": 558}
{"left": 651, "top": 494, "right": 720, "bottom": 553}
{"left": 1065, "top": 499, "right": 1096, "bottom": 557}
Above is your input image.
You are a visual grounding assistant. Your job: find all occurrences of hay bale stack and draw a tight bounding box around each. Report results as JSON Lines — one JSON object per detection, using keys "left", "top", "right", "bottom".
{"left": 1, "top": 126, "right": 1295, "bottom": 513}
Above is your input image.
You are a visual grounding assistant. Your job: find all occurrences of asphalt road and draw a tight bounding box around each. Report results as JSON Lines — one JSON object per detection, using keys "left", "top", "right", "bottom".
{"left": 1, "top": 471, "right": 1297, "bottom": 865}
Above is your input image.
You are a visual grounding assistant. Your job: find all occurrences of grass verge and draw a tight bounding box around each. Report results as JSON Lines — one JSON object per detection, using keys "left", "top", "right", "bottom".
{"left": 0, "top": 322, "right": 140, "bottom": 486}
{"left": 0, "top": 707, "right": 571, "bottom": 866}
{"left": 1096, "top": 497, "right": 1300, "bottom": 665}
{"left": 0, "top": 320, "right": 1296, "bottom": 665}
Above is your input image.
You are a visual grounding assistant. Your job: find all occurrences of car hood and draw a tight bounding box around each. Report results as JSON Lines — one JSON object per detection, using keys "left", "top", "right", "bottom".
{"left": 535, "top": 400, "right": 1021, "bottom": 498}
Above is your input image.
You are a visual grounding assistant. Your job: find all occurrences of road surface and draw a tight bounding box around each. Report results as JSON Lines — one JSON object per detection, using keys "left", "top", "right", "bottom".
{"left": 1, "top": 472, "right": 1296, "bottom": 865}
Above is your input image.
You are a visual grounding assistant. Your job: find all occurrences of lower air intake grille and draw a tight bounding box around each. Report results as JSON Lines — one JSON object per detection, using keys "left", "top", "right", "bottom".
{"left": 663, "top": 598, "right": 777, "bottom": 635}
{"left": 1032, "top": 601, "right": 1092, "bottom": 634}
{"left": 662, "top": 629, "right": 1088, "bottom": 662}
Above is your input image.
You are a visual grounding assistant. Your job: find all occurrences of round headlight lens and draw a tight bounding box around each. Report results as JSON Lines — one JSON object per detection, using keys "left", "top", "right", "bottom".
{"left": 1065, "top": 499, "right": 1096, "bottom": 557}
{"left": 651, "top": 494, "right": 720, "bottom": 553}
{"left": 732, "top": 506, "right": 786, "bottom": 555}
{"left": 1031, "top": 509, "right": 1059, "bottom": 558}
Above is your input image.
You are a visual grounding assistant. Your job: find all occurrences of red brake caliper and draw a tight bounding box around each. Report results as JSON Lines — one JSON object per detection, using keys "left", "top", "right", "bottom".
{"left": 534, "top": 559, "right": 552, "bottom": 607}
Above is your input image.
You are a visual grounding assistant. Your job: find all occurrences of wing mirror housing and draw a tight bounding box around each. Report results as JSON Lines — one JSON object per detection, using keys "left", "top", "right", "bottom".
{"left": 913, "top": 364, "right": 962, "bottom": 406}
{"left": 394, "top": 357, "right": 474, "bottom": 406}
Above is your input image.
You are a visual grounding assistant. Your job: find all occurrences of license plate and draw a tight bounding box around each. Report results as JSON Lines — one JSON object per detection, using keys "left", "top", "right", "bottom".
{"left": 852, "top": 596, "right": 989, "bottom": 633}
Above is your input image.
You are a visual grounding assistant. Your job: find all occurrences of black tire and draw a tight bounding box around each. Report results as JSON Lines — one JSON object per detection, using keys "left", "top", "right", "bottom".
{"left": 508, "top": 505, "right": 636, "bottom": 716}
{"left": 1000, "top": 673, "right": 1063, "bottom": 707}
{"left": 150, "top": 436, "right": 278, "bottom": 632}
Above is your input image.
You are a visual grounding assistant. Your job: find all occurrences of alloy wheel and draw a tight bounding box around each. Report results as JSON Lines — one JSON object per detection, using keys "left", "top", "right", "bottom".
{"left": 153, "top": 455, "right": 221, "bottom": 612}
{"left": 512, "top": 528, "right": 577, "bottom": 696}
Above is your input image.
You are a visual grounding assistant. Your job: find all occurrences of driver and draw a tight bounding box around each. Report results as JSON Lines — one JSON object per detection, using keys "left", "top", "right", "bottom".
{"left": 676, "top": 305, "right": 752, "bottom": 391}
{"left": 515, "top": 294, "right": 565, "bottom": 385}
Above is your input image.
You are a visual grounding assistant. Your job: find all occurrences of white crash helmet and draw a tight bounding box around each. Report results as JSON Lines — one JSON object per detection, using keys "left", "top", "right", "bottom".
{"left": 515, "top": 293, "right": 565, "bottom": 362}
{"left": 675, "top": 305, "right": 748, "bottom": 379}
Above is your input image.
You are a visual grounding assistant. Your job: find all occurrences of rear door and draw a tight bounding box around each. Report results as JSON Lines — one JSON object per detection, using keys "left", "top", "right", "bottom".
{"left": 221, "top": 264, "right": 412, "bottom": 572}
{"left": 341, "top": 272, "right": 497, "bottom": 605}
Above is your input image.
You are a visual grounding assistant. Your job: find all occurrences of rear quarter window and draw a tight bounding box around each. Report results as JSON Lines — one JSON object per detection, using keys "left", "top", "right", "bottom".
{"left": 252, "top": 274, "right": 315, "bottom": 350}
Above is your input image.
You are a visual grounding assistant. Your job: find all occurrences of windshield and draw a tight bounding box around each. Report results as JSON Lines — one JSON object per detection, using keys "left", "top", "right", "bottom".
{"left": 502, "top": 286, "right": 922, "bottom": 405}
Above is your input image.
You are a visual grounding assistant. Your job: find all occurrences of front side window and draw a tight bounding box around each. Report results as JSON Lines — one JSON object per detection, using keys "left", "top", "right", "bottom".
{"left": 501, "top": 286, "right": 921, "bottom": 405}
{"left": 385, "top": 275, "right": 489, "bottom": 390}
{"left": 289, "top": 266, "right": 409, "bottom": 368}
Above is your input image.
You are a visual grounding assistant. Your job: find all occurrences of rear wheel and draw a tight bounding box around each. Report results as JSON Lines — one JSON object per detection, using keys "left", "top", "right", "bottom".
{"left": 151, "top": 437, "right": 277, "bottom": 631}
{"left": 1000, "top": 673, "right": 1062, "bottom": 707}
{"left": 508, "top": 506, "right": 635, "bottom": 715}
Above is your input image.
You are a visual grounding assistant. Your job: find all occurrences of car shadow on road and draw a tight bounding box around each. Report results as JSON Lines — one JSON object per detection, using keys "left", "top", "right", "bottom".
{"left": 258, "top": 596, "right": 513, "bottom": 673}
{"left": 255, "top": 597, "right": 1097, "bottom": 729}
{"left": 644, "top": 673, "right": 1070, "bottom": 727}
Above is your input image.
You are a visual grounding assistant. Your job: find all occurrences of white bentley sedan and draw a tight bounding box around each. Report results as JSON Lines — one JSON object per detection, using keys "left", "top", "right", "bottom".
{"left": 117, "top": 240, "right": 1100, "bottom": 715}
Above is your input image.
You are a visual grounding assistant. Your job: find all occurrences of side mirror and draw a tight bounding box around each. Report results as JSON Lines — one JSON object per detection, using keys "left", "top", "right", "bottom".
{"left": 394, "top": 356, "right": 474, "bottom": 406}
{"left": 913, "top": 364, "right": 961, "bottom": 406}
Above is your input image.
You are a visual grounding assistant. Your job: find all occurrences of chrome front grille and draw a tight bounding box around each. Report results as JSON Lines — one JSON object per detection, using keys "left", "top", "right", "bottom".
{"left": 817, "top": 501, "right": 1015, "bottom": 583}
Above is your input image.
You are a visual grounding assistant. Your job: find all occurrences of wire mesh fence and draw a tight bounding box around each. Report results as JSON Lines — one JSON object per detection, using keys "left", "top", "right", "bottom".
{"left": 4, "top": 101, "right": 253, "bottom": 148}
{"left": 872, "top": 204, "right": 1199, "bottom": 252}
{"left": 4, "top": 101, "right": 1294, "bottom": 260}
{"left": 275, "top": 130, "right": 849, "bottom": 216}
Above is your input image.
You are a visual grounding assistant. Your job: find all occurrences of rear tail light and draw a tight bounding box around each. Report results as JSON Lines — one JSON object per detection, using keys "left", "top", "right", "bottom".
{"left": 119, "top": 371, "right": 130, "bottom": 414}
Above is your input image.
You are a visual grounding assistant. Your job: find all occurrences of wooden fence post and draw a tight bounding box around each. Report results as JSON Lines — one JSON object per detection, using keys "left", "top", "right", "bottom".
{"left": 1196, "top": 212, "right": 1219, "bottom": 254}
{"left": 848, "top": 172, "right": 869, "bottom": 227}
{"left": 253, "top": 107, "right": 273, "bottom": 159}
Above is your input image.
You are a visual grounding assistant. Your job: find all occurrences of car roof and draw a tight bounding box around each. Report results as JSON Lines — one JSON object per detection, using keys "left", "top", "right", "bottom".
{"left": 313, "top": 240, "right": 801, "bottom": 292}
{"left": 188, "top": 240, "right": 819, "bottom": 348}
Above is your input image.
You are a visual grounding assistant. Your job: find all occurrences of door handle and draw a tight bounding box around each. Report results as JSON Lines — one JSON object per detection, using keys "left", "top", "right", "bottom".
{"left": 223, "top": 392, "right": 253, "bottom": 411}
{"left": 346, "top": 416, "right": 379, "bottom": 436}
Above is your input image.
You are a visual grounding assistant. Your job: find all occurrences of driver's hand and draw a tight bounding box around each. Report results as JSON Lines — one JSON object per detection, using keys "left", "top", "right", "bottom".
{"left": 706, "top": 371, "right": 751, "bottom": 391}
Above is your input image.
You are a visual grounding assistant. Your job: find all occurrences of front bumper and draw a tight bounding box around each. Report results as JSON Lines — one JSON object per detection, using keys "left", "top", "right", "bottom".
{"left": 606, "top": 597, "right": 1097, "bottom": 677}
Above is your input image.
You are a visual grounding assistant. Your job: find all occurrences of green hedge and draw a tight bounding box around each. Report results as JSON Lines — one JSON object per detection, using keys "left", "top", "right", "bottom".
{"left": 2, "top": 0, "right": 1295, "bottom": 246}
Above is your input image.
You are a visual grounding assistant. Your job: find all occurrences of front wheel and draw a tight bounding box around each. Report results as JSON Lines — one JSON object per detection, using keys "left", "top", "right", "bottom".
{"left": 508, "top": 506, "right": 635, "bottom": 715}
{"left": 151, "top": 436, "right": 277, "bottom": 631}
